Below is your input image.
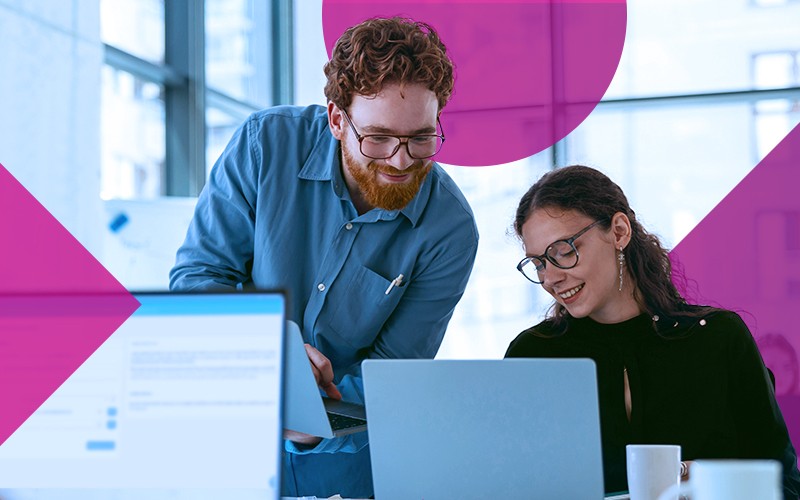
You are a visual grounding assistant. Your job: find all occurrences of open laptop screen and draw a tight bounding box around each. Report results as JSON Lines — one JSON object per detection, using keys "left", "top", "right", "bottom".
{"left": 0, "top": 292, "right": 284, "bottom": 496}
{"left": 364, "top": 359, "right": 604, "bottom": 499}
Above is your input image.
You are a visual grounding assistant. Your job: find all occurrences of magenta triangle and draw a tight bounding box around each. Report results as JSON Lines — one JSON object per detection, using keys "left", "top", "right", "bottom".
{"left": 671, "top": 123, "right": 800, "bottom": 455}
{"left": 0, "top": 163, "right": 139, "bottom": 445}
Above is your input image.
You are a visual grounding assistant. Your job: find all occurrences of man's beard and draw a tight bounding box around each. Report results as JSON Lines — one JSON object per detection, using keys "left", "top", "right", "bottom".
{"left": 342, "top": 144, "right": 432, "bottom": 211}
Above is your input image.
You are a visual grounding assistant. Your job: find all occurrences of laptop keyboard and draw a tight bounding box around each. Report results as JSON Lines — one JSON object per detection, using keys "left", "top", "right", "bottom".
{"left": 327, "top": 412, "right": 366, "bottom": 431}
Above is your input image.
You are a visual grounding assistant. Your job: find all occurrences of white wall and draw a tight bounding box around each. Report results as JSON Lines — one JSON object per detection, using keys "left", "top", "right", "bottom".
{"left": 0, "top": 0, "right": 104, "bottom": 257}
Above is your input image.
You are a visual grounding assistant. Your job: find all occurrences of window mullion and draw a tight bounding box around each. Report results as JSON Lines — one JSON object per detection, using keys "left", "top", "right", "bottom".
{"left": 272, "top": 0, "right": 294, "bottom": 105}
{"left": 165, "top": 0, "right": 206, "bottom": 197}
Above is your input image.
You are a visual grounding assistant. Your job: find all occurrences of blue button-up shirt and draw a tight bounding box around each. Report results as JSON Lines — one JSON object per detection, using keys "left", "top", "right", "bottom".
{"left": 170, "top": 104, "right": 478, "bottom": 497}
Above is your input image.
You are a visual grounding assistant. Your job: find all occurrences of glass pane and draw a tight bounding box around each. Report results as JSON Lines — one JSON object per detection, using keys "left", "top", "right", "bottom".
{"left": 604, "top": 0, "right": 800, "bottom": 98}
{"left": 206, "top": 107, "right": 243, "bottom": 176}
{"left": 755, "top": 99, "right": 800, "bottom": 158}
{"left": 205, "top": 0, "right": 271, "bottom": 107}
{"left": 101, "top": 66, "right": 166, "bottom": 200}
{"left": 437, "top": 155, "right": 556, "bottom": 359}
{"left": 100, "top": 0, "right": 165, "bottom": 65}
{"left": 563, "top": 101, "right": 800, "bottom": 249}
{"left": 754, "top": 52, "right": 796, "bottom": 88}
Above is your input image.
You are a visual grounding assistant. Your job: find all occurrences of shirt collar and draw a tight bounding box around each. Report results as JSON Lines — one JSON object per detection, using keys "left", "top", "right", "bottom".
{"left": 297, "top": 128, "right": 337, "bottom": 182}
{"left": 297, "top": 128, "right": 433, "bottom": 228}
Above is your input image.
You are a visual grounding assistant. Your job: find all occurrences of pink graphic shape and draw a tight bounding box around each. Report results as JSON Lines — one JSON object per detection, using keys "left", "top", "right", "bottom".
{"left": 671, "top": 124, "right": 800, "bottom": 456}
{"left": 0, "top": 163, "right": 139, "bottom": 446}
{"left": 322, "top": 0, "right": 627, "bottom": 166}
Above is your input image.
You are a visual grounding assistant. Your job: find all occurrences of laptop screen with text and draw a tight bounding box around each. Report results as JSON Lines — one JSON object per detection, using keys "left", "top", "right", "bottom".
{"left": 0, "top": 292, "right": 284, "bottom": 496}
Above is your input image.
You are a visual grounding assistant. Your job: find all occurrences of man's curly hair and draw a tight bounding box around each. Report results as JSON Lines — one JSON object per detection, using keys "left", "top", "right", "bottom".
{"left": 323, "top": 17, "right": 454, "bottom": 111}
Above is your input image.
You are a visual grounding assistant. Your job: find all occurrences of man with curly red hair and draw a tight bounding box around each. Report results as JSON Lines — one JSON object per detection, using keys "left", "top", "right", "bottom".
{"left": 171, "top": 17, "right": 477, "bottom": 497}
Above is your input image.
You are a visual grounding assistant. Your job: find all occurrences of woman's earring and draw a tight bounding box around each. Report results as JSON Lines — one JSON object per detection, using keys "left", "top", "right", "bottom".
{"left": 618, "top": 247, "right": 625, "bottom": 292}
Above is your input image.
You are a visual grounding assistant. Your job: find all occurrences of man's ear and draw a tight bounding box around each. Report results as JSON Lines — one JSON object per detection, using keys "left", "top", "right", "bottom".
{"left": 328, "top": 102, "right": 345, "bottom": 141}
{"left": 610, "top": 211, "right": 632, "bottom": 250}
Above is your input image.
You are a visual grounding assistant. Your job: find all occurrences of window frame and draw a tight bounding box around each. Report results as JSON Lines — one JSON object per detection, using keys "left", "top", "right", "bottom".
{"left": 102, "top": 0, "right": 294, "bottom": 197}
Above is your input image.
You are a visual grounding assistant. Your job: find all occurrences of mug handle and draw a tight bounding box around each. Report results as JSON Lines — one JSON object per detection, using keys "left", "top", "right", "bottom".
{"left": 658, "top": 482, "right": 692, "bottom": 500}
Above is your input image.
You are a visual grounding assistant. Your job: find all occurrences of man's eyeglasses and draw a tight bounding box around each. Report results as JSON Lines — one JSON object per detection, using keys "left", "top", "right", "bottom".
{"left": 340, "top": 109, "right": 445, "bottom": 160}
{"left": 516, "top": 219, "right": 607, "bottom": 284}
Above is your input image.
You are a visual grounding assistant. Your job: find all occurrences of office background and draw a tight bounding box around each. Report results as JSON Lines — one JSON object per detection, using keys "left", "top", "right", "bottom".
{"left": 0, "top": 0, "right": 798, "bottom": 387}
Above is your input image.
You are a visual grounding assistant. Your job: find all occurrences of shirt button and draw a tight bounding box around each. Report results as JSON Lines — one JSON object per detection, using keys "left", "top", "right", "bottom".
{"left": 345, "top": 222, "right": 353, "bottom": 230}
{"left": 317, "top": 283, "right": 326, "bottom": 292}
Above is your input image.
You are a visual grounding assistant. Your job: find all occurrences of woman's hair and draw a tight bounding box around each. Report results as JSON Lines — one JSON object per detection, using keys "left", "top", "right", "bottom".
{"left": 514, "top": 165, "right": 704, "bottom": 334}
{"left": 323, "top": 17, "right": 454, "bottom": 111}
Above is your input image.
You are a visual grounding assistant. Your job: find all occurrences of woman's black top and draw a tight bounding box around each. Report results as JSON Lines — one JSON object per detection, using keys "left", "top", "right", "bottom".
{"left": 505, "top": 308, "right": 800, "bottom": 499}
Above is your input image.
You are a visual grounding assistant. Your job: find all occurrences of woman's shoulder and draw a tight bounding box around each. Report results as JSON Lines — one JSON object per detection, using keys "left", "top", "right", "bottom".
{"left": 505, "top": 318, "right": 565, "bottom": 357}
{"left": 695, "top": 307, "right": 754, "bottom": 344}
{"left": 656, "top": 305, "right": 751, "bottom": 340}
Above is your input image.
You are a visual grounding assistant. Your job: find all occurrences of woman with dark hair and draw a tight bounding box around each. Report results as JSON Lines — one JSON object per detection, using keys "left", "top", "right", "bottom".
{"left": 505, "top": 165, "right": 800, "bottom": 498}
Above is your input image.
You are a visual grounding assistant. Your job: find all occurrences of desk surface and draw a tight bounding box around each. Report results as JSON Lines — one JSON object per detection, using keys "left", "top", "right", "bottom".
{"left": 282, "top": 494, "right": 629, "bottom": 500}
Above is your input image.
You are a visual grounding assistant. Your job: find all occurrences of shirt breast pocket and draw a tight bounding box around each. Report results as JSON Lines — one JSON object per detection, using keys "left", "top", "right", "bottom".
{"left": 327, "top": 265, "right": 407, "bottom": 349}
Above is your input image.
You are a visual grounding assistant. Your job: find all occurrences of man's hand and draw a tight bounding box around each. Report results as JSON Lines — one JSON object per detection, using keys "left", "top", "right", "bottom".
{"left": 304, "top": 343, "right": 342, "bottom": 400}
{"left": 283, "top": 429, "right": 323, "bottom": 446}
{"left": 283, "top": 345, "right": 342, "bottom": 446}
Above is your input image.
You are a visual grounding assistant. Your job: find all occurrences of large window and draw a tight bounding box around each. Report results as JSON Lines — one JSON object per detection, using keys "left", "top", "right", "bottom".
{"left": 753, "top": 51, "right": 800, "bottom": 157}
{"left": 437, "top": 0, "right": 800, "bottom": 358}
{"left": 100, "top": 0, "right": 166, "bottom": 200}
{"left": 99, "top": 0, "right": 800, "bottom": 357}
{"left": 100, "top": 0, "right": 292, "bottom": 200}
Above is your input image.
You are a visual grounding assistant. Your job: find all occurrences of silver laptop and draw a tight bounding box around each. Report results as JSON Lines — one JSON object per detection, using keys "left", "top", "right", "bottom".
{"left": 363, "top": 358, "right": 604, "bottom": 500}
{"left": 283, "top": 320, "right": 366, "bottom": 438}
{"left": 0, "top": 291, "right": 285, "bottom": 498}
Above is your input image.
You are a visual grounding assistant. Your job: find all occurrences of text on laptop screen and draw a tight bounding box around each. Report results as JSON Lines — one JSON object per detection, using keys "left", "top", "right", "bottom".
{"left": 0, "top": 292, "right": 284, "bottom": 493}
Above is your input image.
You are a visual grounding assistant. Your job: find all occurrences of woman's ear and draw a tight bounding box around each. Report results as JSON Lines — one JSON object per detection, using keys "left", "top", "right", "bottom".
{"left": 610, "top": 212, "right": 632, "bottom": 250}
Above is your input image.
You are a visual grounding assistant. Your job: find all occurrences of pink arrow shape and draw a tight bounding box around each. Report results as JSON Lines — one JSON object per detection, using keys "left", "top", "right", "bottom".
{"left": 0, "top": 163, "right": 139, "bottom": 446}
{"left": 671, "top": 122, "right": 800, "bottom": 455}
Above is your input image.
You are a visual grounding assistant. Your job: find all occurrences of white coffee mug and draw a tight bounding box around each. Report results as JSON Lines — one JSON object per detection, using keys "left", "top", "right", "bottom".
{"left": 626, "top": 444, "right": 682, "bottom": 500}
{"left": 656, "top": 459, "right": 782, "bottom": 500}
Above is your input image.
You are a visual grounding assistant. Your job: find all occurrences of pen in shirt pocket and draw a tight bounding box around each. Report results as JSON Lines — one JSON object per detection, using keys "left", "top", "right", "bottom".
{"left": 384, "top": 273, "right": 405, "bottom": 295}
